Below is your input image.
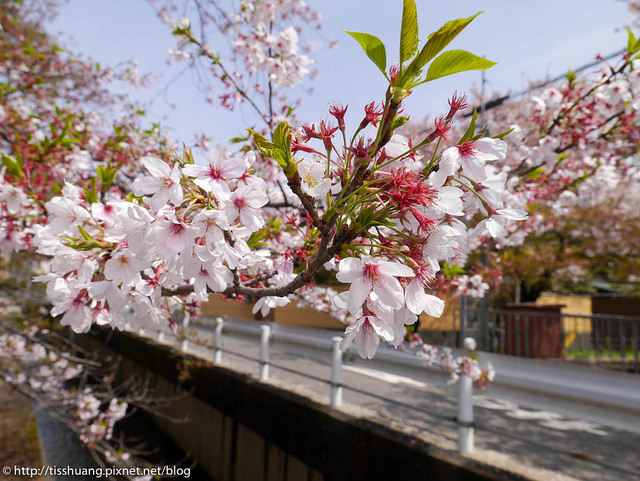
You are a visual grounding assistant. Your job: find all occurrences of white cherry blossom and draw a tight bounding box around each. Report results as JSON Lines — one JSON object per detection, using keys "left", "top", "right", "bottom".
{"left": 132, "top": 156, "right": 183, "bottom": 212}
{"left": 336, "top": 257, "right": 414, "bottom": 313}
{"left": 434, "top": 137, "right": 507, "bottom": 186}
{"left": 297, "top": 157, "right": 331, "bottom": 198}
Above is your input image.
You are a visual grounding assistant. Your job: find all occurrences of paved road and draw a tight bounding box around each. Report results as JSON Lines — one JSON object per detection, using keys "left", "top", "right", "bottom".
{"left": 153, "top": 327, "right": 640, "bottom": 481}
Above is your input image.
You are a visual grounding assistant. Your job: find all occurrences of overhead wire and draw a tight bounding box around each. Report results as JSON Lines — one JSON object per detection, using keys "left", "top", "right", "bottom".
{"left": 464, "top": 48, "right": 627, "bottom": 117}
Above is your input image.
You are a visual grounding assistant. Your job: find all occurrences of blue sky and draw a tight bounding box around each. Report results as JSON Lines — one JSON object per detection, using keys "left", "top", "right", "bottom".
{"left": 48, "top": 1, "right": 632, "bottom": 147}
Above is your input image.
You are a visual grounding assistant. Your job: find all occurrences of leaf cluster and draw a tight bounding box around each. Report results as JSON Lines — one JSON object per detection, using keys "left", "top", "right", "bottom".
{"left": 248, "top": 122, "right": 295, "bottom": 177}
{"left": 345, "top": 1, "right": 496, "bottom": 93}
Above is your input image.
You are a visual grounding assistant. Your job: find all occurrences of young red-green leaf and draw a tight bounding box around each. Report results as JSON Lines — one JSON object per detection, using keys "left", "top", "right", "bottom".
{"left": 404, "top": 12, "right": 482, "bottom": 83}
{"left": 248, "top": 129, "right": 283, "bottom": 166}
{"left": 399, "top": 0, "right": 419, "bottom": 63}
{"left": 345, "top": 31, "right": 388, "bottom": 79}
{"left": 425, "top": 50, "right": 495, "bottom": 82}
{"left": 273, "top": 121, "right": 292, "bottom": 159}
{"left": 249, "top": 127, "right": 297, "bottom": 177}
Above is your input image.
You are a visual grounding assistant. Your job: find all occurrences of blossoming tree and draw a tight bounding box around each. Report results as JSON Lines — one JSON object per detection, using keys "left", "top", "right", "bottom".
{"left": 0, "top": 0, "right": 180, "bottom": 469}
{"left": 0, "top": 0, "right": 552, "bottom": 469}
{"left": 22, "top": 2, "right": 522, "bottom": 362}
{"left": 404, "top": 15, "right": 640, "bottom": 301}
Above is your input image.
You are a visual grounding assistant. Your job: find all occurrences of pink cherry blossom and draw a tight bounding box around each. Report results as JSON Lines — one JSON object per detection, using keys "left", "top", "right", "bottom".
{"left": 224, "top": 182, "right": 269, "bottom": 232}
{"left": 182, "top": 144, "right": 249, "bottom": 196}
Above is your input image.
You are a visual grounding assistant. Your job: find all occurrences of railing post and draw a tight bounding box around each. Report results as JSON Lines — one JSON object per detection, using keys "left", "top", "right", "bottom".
{"left": 260, "top": 324, "right": 271, "bottom": 381}
{"left": 632, "top": 320, "right": 639, "bottom": 374}
{"left": 214, "top": 317, "right": 224, "bottom": 364}
{"left": 459, "top": 295, "right": 468, "bottom": 348}
{"left": 181, "top": 312, "right": 190, "bottom": 352}
{"left": 458, "top": 337, "right": 475, "bottom": 454}
{"left": 619, "top": 318, "right": 626, "bottom": 370}
{"left": 478, "top": 294, "right": 489, "bottom": 351}
{"left": 331, "top": 337, "right": 343, "bottom": 407}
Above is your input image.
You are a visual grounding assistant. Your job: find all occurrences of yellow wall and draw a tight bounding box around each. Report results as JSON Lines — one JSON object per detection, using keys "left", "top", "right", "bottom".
{"left": 201, "top": 294, "right": 344, "bottom": 329}
{"left": 201, "top": 294, "right": 256, "bottom": 320}
{"left": 420, "top": 293, "right": 459, "bottom": 331}
{"left": 272, "top": 300, "right": 344, "bottom": 329}
{"left": 536, "top": 293, "right": 592, "bottom": 333}
{"left": 202, "top": 292, "right": 460, "bottom": 331}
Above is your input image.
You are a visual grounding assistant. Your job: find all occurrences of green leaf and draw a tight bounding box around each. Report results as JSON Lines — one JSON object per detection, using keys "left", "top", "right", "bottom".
{"left": 1, "top": 152, "right": 24, "bottom": 179}
{"left": 627, "top": 27, "right": 639, "bottom": 55}
{"left": 345, "top": 31, "right": 387, "bottom": 78}
{"left": 273, "top": 121, "right": 293, "bottom": 171}
{"left": 83, "top": 187, "right": 98, "bottom": 204}
{"left": 83, "top": 177, "right": 98, "bottom": 204}
{"left": 566, "top": 70, "right": 576, "bottom": 88}
{"left": 525, "top": 167, "right": 545, "bottom": 180}
{"left": 390, "top": 115, "right": 410, "bottom": 131}
{"left": 77, "top": 225, "right": 93, "bottom": 241}
{"left": 405, "top": 12, "right": 481, "bottom": 81}
{"left": 248, "top": 129, "right": 281, "bottom": 163}
{"left": 248, "top": 127, "right": 296, "bottom": 176}
{"left": 425, "top": 50, "right": 496, "bottom": 82}
{"left": 247, "top": 228, "right": 268, "bottom": 248}
{"left": 460, "top": 108, "right": 478, "bottom": 143}
{"left": 273, "top": 121, "right": 292, "bottom": 158}
{"left": 400, "top": 0, "right": 419, "bottom": 63}
{"left": 58, "top": 137, "right": 78, "bottom": 148}
{"left": 97, "top": 164, "right": 118, "bottom": 188}
{"left": 354, "top": 206, "right": 377, "bottom": 230}
{"left": 61, "top": 236, "right": 104, "bottom": 251}
{"left": 493, "top": 127, "right": 514, "bottom": 141}
{"left": 442, "top": 262, "right": 465, "bottom": 277}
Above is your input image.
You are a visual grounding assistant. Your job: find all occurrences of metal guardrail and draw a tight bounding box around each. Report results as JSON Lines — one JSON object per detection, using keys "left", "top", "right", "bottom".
{"left": 453, "top": 307, "right": 640, "bottom": 373}
{"left": 130, "top": 315, "right": 640, "bottom": 417}
{"left": 137, "top": 316, "right": 476, "bottom": 454}
{"left": 129, "top": 315, "right": 640, "bottom": 478}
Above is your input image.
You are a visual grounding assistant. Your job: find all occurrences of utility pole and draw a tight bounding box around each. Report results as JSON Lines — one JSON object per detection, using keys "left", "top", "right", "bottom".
{"left": 480, "top": 66, "right": 486, "bottom": 127}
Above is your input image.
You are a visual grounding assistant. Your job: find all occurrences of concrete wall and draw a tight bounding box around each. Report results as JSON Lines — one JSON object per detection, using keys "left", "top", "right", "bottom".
{"left": 81, "top": 329, "right": 521, "bottom": 481}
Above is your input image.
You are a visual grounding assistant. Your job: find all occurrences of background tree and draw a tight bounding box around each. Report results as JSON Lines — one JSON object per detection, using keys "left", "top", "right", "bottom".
{"left": 405, "top": 14, "right": 640, "bottom": 302}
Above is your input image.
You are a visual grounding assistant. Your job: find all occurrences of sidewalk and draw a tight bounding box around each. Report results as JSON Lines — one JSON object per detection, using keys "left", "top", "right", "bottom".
{"left": 172, "top": 327, "right": 640, "bottom": 481}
